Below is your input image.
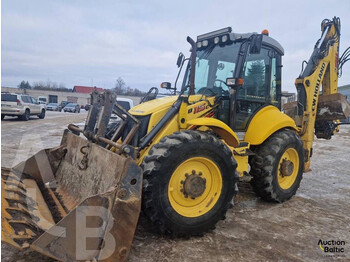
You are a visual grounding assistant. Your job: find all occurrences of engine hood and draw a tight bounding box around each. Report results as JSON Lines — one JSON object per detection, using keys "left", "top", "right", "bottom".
{"left": 129, "top": 96, "right": 178, "bottom": 116}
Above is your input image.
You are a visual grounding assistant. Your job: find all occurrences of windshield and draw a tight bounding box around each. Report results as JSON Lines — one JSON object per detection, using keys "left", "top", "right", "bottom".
{"left": 66, "top": 104, "right": 76, "bottom": 107}
{"left": 48, "top": 103, "right": 57, "bottom": 106}
{"left": 183, "top": 42, "right": 241, "bottom": 95}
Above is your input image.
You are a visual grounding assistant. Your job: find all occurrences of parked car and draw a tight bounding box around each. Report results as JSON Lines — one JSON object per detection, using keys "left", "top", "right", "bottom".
{"left": 57, "top": 101, "right": 72, "bottom": 112}
{"left": 1, "top": 93, "right": 46, "bottom": 121}
{"left": 37, "top": 96, "right": 48, "bottom": 104}
{"left": 46, "top": 103, "right": 58, "bottom": 111}
{"left": 63, "top": 103, "right": 80, "bottom": 113}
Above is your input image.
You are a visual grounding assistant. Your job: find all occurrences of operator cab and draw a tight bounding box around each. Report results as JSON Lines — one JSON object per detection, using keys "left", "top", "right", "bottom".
{"left": 183, "top": 27, "right": 284, "bottom": 131}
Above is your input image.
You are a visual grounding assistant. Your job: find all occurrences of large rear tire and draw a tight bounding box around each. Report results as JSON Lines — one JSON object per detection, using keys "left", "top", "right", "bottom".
{"left": 249, "top": 129, "right": 304, "bottom": 203}
{"left": 141, "top": 130, "right": 238, "bottom": 237}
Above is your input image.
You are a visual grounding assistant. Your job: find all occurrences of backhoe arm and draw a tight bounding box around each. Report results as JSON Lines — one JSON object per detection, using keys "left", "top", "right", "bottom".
{"left": 294, "top": 17, "right": 349, "bottom": 171}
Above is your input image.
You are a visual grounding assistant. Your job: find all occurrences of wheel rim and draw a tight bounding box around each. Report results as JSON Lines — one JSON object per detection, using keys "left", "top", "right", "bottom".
{"left": 277, "top": 148, "right": 299, "bottom": 190}
{"left": 168, "top": 157, "right": 222, "bottom": 217}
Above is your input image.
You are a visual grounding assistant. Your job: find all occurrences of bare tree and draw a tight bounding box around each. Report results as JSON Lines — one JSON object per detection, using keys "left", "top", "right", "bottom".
{"left": 112, "top": 76, "right": 146, "bottom": 96}
{"left": 114, "top": 77, "right": 126, "bottom": 94}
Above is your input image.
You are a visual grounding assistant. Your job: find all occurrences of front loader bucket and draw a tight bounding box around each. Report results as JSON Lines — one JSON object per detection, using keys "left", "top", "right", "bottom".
{"left": 1, "top": 131, "right": 143, "bottom": 261}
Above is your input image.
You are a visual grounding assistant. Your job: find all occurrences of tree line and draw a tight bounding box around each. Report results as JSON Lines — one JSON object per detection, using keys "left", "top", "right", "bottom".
{"left": 17, "top": 77, "right": 147, "bottom": 96}
{"left": 18, "top": 80, "right": 72, "bottom": 92}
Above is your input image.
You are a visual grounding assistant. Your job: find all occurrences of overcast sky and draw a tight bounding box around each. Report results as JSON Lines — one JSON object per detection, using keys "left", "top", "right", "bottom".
{"left": 2, "top": 0, "right": 350, "bottom": 92}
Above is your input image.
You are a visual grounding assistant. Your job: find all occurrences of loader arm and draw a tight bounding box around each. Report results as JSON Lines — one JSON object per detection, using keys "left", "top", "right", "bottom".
{"left": 1, "top": 90, "right": 143, "bottom": 261}
{"left": 294, "top": 17, "right": 350, "bottom": 171}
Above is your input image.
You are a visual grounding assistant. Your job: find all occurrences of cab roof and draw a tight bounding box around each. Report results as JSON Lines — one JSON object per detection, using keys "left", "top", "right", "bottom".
{"left": 197, "top": 27, "right": 284, "bottom": 55}
{"left": 230, "top": 32, "right": 284, "bottom": 56}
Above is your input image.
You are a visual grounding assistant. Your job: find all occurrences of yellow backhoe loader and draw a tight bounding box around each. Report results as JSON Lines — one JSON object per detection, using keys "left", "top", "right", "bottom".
{"left": 2, "top": 17, "right": 350, "bottom": 261}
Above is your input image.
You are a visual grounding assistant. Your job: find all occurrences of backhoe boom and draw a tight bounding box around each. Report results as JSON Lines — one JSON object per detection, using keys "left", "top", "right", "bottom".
{"left": 294, "top": 17, "right": 349, "bottom": 171}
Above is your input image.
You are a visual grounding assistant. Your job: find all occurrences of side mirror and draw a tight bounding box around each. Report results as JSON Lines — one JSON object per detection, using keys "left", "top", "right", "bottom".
{"left": 250, "top": 34, "right": 263, "bottom": 54}
{"left": 176, "top": 52, "right": 185, "bottom": 68}
{"left": 160, "top": 82, "right": 172, "bottom": 89}
{"left": 226, "top": 78, "right": 244, "bottom": 88}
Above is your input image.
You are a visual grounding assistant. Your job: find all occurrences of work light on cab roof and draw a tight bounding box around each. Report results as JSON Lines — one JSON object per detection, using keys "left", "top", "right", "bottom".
{"left": 196, "top": 27, "right": 232, "bottom": 48}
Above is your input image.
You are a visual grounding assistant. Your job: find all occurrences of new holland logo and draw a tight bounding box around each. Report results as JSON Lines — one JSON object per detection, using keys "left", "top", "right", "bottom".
{"left": 311, "top": 62, "right": 326, "bottom": 112}
{"left": 318, "top": 239, "right": 345, "bottom": 253}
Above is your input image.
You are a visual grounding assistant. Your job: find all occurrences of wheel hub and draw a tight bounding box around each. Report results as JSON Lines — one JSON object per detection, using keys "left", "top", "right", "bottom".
{"left": 280, "top": 159, "right": 294, "bottom": 177}
{"left": 181, "top": 170, "right": 206, "bottom": 199}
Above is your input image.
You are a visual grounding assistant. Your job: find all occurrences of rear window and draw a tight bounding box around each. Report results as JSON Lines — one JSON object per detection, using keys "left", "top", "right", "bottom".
{"left": 1, "top": 94, "right": 17, "bottom": 102}
{"left": 117, "top": 101, "right": 131, "bottom": 111}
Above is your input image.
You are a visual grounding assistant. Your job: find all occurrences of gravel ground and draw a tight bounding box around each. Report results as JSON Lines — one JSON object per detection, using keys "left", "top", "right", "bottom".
{"left": 1, "top": 111, "right": 349, "bottom": 261}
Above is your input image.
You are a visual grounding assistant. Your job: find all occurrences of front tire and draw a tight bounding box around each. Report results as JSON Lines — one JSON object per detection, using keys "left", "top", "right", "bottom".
{"left": 38, "top": 109, "right": 45, "bottom": 119}
{"left": 249, "top": 129, "right": 304, "bottom": 203}
{"left": 142, "top": 130, "right": 238, "bottom": 237}
{"left": 1, "top": 114, "right": 5, "bottom": 120}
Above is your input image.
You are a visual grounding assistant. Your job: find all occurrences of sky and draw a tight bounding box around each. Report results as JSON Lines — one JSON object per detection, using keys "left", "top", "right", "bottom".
{"left": 2, "top": 0, "right": 350, "bottom": 92}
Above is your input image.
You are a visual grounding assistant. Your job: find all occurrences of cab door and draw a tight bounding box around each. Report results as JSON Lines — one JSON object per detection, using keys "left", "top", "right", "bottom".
{"left": 233, "top": 47, "right": 281, "bottom": 131}
{"left": 29, "top": 97, "right": 41, "bottom": 114}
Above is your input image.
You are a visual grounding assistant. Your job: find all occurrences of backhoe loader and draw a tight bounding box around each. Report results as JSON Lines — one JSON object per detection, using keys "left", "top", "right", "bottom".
{"left": 2, "top": 17, "right": 350, "bottom": 261}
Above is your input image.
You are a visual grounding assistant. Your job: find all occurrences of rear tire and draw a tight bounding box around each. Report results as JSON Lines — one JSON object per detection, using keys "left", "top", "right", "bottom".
{"left": 141, "top": 130, "right": 238, "bottom": 237}
{"left": 38, "top": 109, "right": 45, "bottom": 119}
{"left": 249, "top": 129, "right": 304, "bottom": 203}
{"left": 20, "top": 109, "right": 30, "bottom": 121}
{"left": 1, "top": 114, "right": 5, "bottom": 120}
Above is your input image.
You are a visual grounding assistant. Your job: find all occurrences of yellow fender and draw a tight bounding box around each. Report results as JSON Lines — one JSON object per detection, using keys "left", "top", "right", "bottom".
{"left": 187, "top": 118, "right": 240, "bottom": 147}
{"left": 244, "top": 105, "right": 298, "bottom": 145}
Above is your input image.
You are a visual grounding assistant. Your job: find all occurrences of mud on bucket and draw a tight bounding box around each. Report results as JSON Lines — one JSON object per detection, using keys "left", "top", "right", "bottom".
{"left": 1, "top": 131, "right": 142, "bottom": 262}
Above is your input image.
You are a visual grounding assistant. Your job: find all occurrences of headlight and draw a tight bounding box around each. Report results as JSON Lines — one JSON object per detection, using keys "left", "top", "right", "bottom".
{"left": 197, "top": 42, "right": 202, "bottom": 48}
{"left": 222, "top": 35, "right": 228, "bottom": 43}
{"left": 214, "top": 37, "right": 220, "bottom": 44}
{"left": 202, "top": 40, "right": 208, "bottom": 47}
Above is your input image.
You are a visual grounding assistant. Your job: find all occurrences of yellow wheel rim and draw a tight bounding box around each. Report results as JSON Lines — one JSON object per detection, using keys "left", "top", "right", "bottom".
{"left": 277, "top": 148, "right": 299, "bottom": 190}
{"left": 168, "top": 157, "right": 222, "bottom": 218}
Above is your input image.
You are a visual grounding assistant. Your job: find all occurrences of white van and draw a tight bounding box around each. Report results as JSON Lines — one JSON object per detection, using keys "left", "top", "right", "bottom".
{"left": 37, "top": 96, "right": 48, "bottom": 104}
{"left": 116, "top": 97, "right": 134, "bottom": 111}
